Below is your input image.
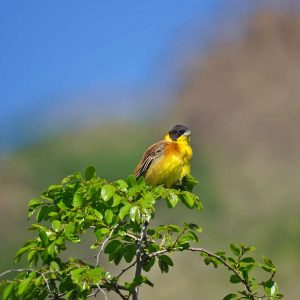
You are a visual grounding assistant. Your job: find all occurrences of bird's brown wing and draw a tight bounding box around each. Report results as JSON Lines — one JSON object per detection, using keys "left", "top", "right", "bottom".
{"left": 134, "top": 141, "right": 166, "bottom": 179}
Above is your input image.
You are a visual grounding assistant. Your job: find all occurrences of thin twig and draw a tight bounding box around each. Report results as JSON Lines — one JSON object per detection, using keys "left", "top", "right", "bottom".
{"left": 96, "top": 284, "right": 108, "bottom": 300}
{"left": 173, "top": 227, "right": 187, "bottom": 247}
{"left": 88, "top": 283, "right": 128, "bottom": 300}
{"left": 116, "top": 260, "right": 137, "bottom": 278}
{"left": 124, "top": 232, "right": 139, "bottom": 241}
{"left": 95, "top": 224, "right": 118, "bottom": 267}
{"left": 40, "top": 272, "right": 52, "bottom": 296}
{"left": 114, "top": 287, "right": 128, "bottom": 300}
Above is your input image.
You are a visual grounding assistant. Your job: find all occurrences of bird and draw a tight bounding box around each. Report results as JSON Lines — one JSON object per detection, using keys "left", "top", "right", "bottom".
{"left": 134, "top": 125, "right": 193, "bottom": 187}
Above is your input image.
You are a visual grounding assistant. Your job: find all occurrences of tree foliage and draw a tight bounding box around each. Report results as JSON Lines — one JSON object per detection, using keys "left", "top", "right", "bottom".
{"left": 0, "top": 166, "right": 282, "bottom": 299}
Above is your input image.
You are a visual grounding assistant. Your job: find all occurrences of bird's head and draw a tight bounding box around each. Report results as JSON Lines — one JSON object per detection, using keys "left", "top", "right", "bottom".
{"left": 164, "top": 125, "right": 192, "bottom": 143}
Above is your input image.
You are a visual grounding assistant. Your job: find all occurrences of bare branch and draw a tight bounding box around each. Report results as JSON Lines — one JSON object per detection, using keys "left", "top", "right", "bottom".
{"left": 117, "top": 260, "right": 137, "bottom": 278}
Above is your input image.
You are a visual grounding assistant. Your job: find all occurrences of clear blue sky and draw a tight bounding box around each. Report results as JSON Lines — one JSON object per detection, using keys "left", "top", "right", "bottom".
{"left": 0, "top": 0, "right": 254, "bottom": 151}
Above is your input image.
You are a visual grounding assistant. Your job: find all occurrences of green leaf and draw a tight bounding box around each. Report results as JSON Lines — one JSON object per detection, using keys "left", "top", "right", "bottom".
{"left": 167, "top": 191, "right": 179, "bottom": 208}
{"left": 28, "top": 198, "right": 41, "bottom": 209}
{"left": 244, "top": 245, "right": 256, "bottom": 253}
{"left": 90, "top": 242, "right": 100, "bottom": 249}
{"left": 262, "top": 255, "right": 274, "bottom": 267}
{"left": 130, "top": 206, "right": 140, "bottom": 222}
{"left": 65, "top": 222, "right": 76, "bottom": 238}
{"left": 104, "top": 209, "right": 114, "bottom": 225}
{"left": 123, "top": 244, "right": 136, "bottom": 263}
{"left": 104, "top": 240, "right": 122, "bottom": 254}
{"left": 166, "top": 224, "right": 181, "bottom": 232}
{"left": 36, "top": 205, "right": 49, "bottom": 222}
{"left": 259, "top": 264, "right": 275, "bottom": 273}
{"left": 230, "top": 243, "right": 240, "bottom": 256}
{"left": 113, "top": 251, "right": 123, "bottom": 265}
{"left": 17, "top": 277, "right": 32, "bottom": 295}
{"left": 101, "top": 184, "right": 116, "bottom": 201}
{"left": 119, "top": 204, "right": 131, "bottom": 220}
{"left": 100, "top": 227, "right": 110, "bottom": 235}
{"left": 187, "top": 230, "right": 199, "bottom": 243}
{"left": 47, "top": 242, "right": 57, "bottom": 257}
{"left": 92, "top": 209, "right": 103, "bottom": 220}
{"left": 51, "top": 220, "right": 62, "bottom": 232}
{"left": 115, "top": 179, "right": 128, "bottom": 190}
{"left": 86, "top": 267, "right": 105, "bottom": 284}
{"left": 158, "top": 258, "right": 169, "bottom": 273}
{"left": 180, "top": 191, "right": 195, "bottom": 208}
{"left": 240, "top": 257, "right": 255, "bottom": 264}
{"left": 70, "top": 268, "right": 85, "bottom": 284}
{"left": 223, "top": 293, "right": 238, "bottom": 300}
{"left": 112, "top": 194, "right": 122, "bottom": 207}
{"left": 127, "top": 175, "right": 137, "bottom": 187}
{"left": 181, "top": 175, "right": 199, "bottom": 191}
{"left": 143, "top": 256, "right": 156, "bottom": 272}
{"left": 15, "top": 244, "right": 33, "bottom": 262}
{"left": 204, "top": 257, "right": 211, "bottom": 265}
{"left": 85, "top": 165, "right": 96, "bottom": 180}
{"left": 263, "top": 280, "right": 278, "bottom": 297}
{"left": 27, "top": 249, "right": 38, "bottom": 265}
{"left": 73, "top": 192, "right": 84, "bottom": 208}
{"left": 94, "top": 229, "right": 103, "bottom": 241}
{"left": 227, "top": 257, "right": 237, "bottom": 264}
{"left": 3, "top": 283, "right": 14, "bottom": 300}
{"left": 229, "top": 274, "right": 241, "bottom": 284}
{"left": 159, "top": 255, "right": 173, "bottom": 266}
{"left": 50, "top": 261, "right": 60, "bottom": 272}
{"left": 184, "top": 222, "right": 200, "bottom": 231}
{"left": 39, "top": 229, "right": 49, "bottom": 247}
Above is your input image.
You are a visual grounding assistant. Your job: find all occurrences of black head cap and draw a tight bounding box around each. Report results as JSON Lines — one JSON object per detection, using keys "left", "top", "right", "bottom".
{"left": 169, "top": 124, "right": 191, "bottom": 141}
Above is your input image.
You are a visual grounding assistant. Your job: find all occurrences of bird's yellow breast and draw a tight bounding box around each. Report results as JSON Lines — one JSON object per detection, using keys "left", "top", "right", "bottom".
{"left": 145, "top": 136, "right": 192, "bottom": 187}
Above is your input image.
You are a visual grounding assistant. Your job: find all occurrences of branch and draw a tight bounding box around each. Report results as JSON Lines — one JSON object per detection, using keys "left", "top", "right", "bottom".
{"left": 89, "top": 283, "right": 128, "bottom": 300}
{"left": 132, "top": 221, "right": 148, "bottom": 300}
{"left": 87, "top": 284, "right": 108, "bottom": 300}
{"left": 124, "top": 232, "right": 139, "bottom": 241}
{"left": 148, "top": 246, "right": 255, "bottom": 300}
{"left": 116, "top": 260, "right": 137, "bottom": 278}
{"left": 188, "top": 247, "right": 254, "bottom": 299}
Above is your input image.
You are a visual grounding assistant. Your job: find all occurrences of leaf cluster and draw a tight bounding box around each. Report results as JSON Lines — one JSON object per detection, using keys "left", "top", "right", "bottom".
{"left": 0, "top": 166, "right": 282, "bottom": 300}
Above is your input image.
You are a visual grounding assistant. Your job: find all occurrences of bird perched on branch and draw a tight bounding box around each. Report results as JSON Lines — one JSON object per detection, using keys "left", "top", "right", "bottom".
{"left": 134, "top": 125, "right": 193, "bottom": 187}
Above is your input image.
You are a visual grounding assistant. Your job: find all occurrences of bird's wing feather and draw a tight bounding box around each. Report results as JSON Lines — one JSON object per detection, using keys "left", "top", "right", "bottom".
{"left": 134, "top": 141, "right": 166, "bottom": 179}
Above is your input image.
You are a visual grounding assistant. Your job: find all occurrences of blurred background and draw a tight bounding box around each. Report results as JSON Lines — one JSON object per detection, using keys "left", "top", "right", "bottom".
{"left": 1, "top": 0, "right": 299, "bottom": 299}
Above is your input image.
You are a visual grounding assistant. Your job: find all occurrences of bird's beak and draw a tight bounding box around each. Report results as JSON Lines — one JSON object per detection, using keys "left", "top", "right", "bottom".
{"left": 183, "top": 130, "right": 192, "bottom": 137}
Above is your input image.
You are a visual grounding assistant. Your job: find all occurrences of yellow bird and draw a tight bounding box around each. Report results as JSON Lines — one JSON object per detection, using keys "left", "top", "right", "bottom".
{"left": 134, "top": 125, "right": 193, "bottom": 187}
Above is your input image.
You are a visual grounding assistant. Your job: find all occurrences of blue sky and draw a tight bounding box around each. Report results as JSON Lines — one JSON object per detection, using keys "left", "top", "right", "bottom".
{"left": 1, "top": 1, "right": 220, "bottom": 106}
{"left": 0, "top": 1, "right": 255, "bottom": 152}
